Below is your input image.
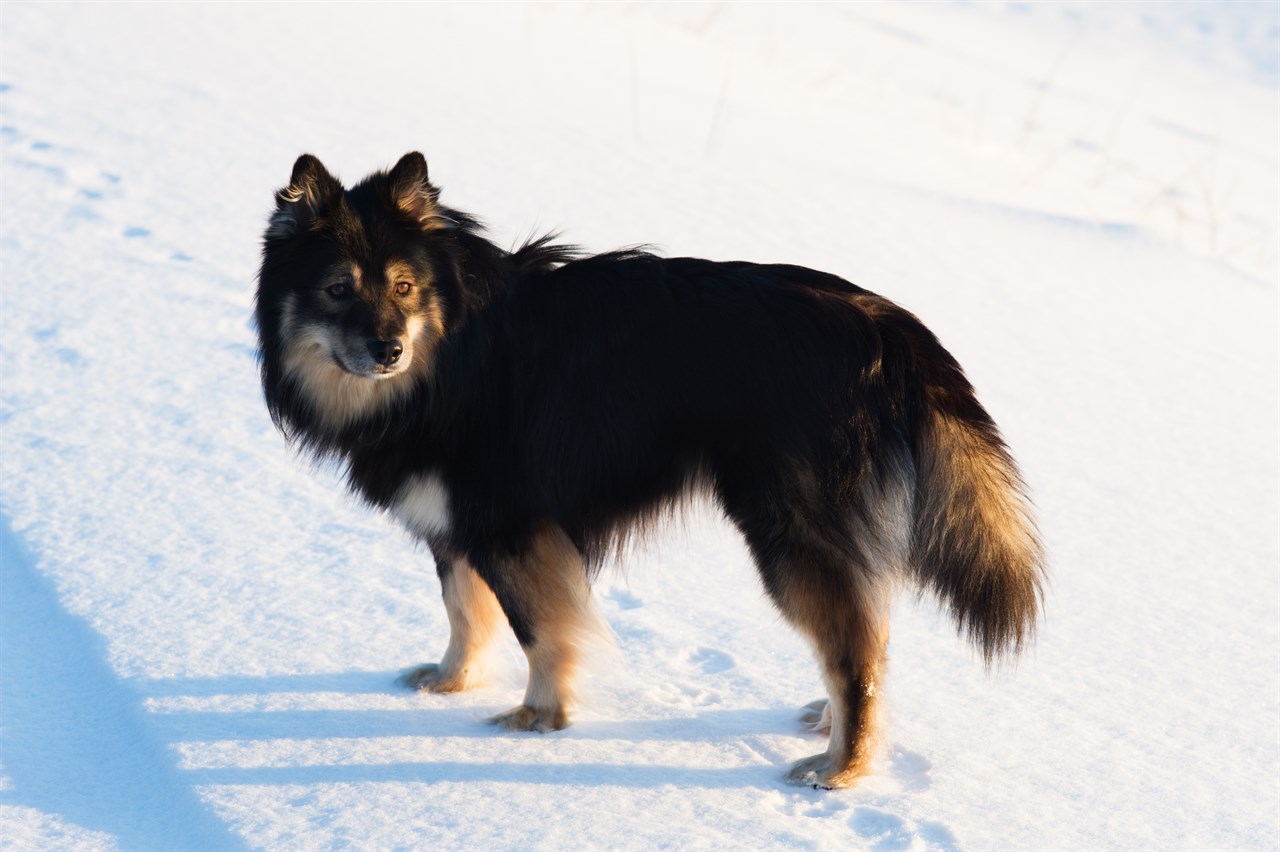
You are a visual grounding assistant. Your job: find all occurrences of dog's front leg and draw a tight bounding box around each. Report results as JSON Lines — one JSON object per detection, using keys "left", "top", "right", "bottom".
{"left": 473, "top": 524, "right": 604, "bottom": 733}
{"left": 402, "top": 556, "right": 504, "bottom": 693}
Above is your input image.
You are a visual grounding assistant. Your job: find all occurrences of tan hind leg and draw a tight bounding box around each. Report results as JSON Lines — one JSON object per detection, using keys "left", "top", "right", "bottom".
{"left": 719, "top": 454, "right": 909, "bottom": 788}
{"left": 778, "top": 562, "right": 890, "bottom": 789}
{"left": 475, "top": 524, "right": 606, "bottom": 733}
{"left": 402, "top": 558, "right": 505, "bottom": 693}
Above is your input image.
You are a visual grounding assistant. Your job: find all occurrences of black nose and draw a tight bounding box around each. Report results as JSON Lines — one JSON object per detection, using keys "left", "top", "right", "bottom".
{"left": 368, "top": 339, "right": 403, "bottom": 366}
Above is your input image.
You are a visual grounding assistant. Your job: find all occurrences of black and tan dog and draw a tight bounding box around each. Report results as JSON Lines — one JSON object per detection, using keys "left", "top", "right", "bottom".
{"left": 255, "top": 152, "right": 1044, "bottom": 788}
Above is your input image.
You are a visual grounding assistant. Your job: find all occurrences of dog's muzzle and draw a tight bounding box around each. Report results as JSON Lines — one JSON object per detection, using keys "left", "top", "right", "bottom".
{"left": 368, "top": 339, "right": 403, "bottom": 367}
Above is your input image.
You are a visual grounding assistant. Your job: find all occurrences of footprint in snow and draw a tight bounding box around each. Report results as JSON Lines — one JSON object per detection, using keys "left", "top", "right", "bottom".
{"left": 31, "top": 327, "right": 86, "bottom": 367}
{"left": 0, "top": 122, "right": 194, "bottom": 263}
{"left": 680, "top": 646, "right": 734, "bottom": 674}
{"left": 851, "top": 808, "right": 958, "bottom": 852}
{"left": 885, "top": 743, "right": 933, "bottom": 792}
{"left": 605, "top": 588, "right": 643, "bottom": 610}
{"left": 915, "top": 820, "right": 960, "bottom": 851}
{"left": 851, "top": 808, "right": 914, "bottom": 851}
{"left": 2, "top": 124, "right": 124, "bottom": 210}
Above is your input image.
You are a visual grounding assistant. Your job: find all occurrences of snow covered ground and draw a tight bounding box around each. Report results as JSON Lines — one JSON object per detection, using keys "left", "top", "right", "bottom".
{"left": 2, "top": 2, "right": 1276, "bottom": 849}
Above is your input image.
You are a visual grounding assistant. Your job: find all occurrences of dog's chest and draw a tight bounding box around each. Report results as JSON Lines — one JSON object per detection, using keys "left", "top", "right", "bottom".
{"left": 390, "top": 472, "right": 452, "bottom": 539}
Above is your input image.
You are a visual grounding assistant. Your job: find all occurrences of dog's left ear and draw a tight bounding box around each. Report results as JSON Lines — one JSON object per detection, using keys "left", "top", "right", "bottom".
{"left": 268, "top": 154, "right": 343, "bottom": 239}
{"left": 387, "top": 152, "right": 446, "bottom": 230}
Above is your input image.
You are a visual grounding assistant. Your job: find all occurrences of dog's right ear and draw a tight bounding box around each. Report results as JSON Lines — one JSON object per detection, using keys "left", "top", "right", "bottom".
{"left": 267, "top": 154, "right": 342, "bottom": 239}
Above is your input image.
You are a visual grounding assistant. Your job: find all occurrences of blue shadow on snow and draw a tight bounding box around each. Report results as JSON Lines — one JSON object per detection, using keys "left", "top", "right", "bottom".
{"left": 0, "top": 514, "right": 246, "bottom": 851}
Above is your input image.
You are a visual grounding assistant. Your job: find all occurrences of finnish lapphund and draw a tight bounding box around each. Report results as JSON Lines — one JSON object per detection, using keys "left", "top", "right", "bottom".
{"left": 255, "top": 152, "right": 1044, "bottom": 788}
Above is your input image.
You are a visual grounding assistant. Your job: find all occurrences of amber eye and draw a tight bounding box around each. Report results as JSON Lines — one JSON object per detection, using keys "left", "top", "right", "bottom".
{"left": 327, "top": 282, "right": 350, "bottom": 298}
{"left": 394, "top": 281, "right": 413, "bottom": 296}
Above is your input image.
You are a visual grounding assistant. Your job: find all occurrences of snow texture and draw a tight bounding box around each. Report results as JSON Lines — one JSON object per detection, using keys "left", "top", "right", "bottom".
{"left": 1, "top": 2, "right": 1277, "bottom": 850}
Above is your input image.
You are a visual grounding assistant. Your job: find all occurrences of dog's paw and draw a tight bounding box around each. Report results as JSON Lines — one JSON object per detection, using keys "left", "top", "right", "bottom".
{"left": 785, "top": 753, "right": 860, "bottom": 790}
{"left": 799, "top": 698, "right": 832, "bottom": 735}
{"left": 398, "top": 663, "right": 473, "bottom": 693}
{"left": 487, "top": 704, "right": 569, "bottom": 733}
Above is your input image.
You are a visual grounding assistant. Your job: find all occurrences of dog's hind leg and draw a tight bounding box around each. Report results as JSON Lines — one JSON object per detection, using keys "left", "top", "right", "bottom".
{"left": 402, "top": 557, "right": 505, "bottom": 693}
{"left": 472, "top": 524, "right": 605, "bottom": 733}
{"left": 770, "top": 546, "right": 891, "bottom": 788}
{"left": 728, "top": 483, "right": 895, "bottom": 789}
{"left": 785, "top": 585, "right": 889, "bottom": 790}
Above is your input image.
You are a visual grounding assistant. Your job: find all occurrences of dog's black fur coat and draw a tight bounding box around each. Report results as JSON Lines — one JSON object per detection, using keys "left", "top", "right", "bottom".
{"left": 256, "top": 152, "right": 1043, "bottom": 787}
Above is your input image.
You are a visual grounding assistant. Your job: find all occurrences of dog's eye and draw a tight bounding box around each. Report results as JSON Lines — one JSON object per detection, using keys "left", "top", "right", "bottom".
{"left": 327, "top": 282, "right": 350, "bottom": 298}
{"left": 394, "top": 281, "right": 413, "bottom": 296}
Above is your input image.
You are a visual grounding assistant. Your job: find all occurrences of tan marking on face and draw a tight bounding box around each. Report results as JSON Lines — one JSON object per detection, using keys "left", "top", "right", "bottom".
{"left": 280, "top": 324, "right": 400, "bottom": 428}
{"left": 387, "top": 260, "right": 446, "bottom": 348}
{"left": 275, "top": 276, "right": 443, "bottom": 430}
{"left": 384, "top": 260, "right": 416, "bottom": 290}
{"left": 318, "top": 260, "right": 362, "bottom": 292}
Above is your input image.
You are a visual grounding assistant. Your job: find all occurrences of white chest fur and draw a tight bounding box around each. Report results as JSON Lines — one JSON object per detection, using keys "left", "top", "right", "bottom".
{"left": 391, "top": 473, "right": 452, "bottom": 539}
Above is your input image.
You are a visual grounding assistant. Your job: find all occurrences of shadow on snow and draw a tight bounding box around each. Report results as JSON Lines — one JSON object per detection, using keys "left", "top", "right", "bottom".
{"left": 0, "top": 513, "right": 246, "bottom": 851}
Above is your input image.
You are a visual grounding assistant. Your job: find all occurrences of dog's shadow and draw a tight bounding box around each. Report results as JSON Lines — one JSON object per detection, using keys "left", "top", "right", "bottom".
{"left": 141, "top": 671, "right": 793, "bottom": 790}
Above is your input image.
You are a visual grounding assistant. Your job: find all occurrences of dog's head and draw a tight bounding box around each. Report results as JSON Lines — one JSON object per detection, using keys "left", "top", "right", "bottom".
{"left": 256, "top": 152, "right": 454, "bottom": 431}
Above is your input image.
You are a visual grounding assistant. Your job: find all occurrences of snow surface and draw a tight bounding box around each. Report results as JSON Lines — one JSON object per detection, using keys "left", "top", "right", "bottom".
{"left": 2, "top": 2, "right": 1277, "bottom": 849}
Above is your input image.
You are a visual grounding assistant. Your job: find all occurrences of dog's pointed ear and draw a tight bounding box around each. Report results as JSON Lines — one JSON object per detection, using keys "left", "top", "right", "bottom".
{"left": 268, "top": 154, "right": 342, "bottom": 239}
{"left": 387, "top": 151, "right": 446, "bottom": 230}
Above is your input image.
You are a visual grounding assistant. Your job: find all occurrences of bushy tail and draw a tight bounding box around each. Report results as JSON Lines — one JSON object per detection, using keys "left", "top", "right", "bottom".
{"left": 910, "top": 397, "right": 1045, "bottom": 665}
